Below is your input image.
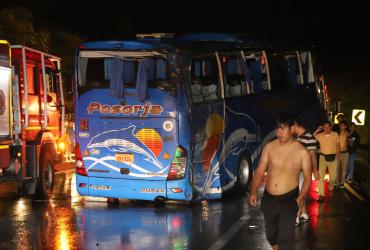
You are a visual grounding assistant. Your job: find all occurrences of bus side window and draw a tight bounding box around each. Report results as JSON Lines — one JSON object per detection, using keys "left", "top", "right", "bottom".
{"left": 200, "top": 58, "right": 220, "bottom": 101}
{"left": 190, "top": 57, "right": 221, "bottom": 103}
{"left": 191, "top": 78, "right": 204, "bottom": 103}
{"left": 221, "top": 55, "right": 248, "bottom": 97}
{"left": 190, "top": 61, "right": 203, "bottom": 103}
{"left": 285, "top": 55, "right": 301, "bottom": 86}
{"left": 246, "top": 58, "right": 264, "bottom": 93}
{"left": 260, "top": 53, "right": 270, "bottom": 91}
{"left": 243, "top": 51, "right": 271, "bottom": 93}
{"left": 268, "top": 53, "right": 292, "bottom": 92}
{"left": 299, "top": 51, "right": 315, "bottom": 84}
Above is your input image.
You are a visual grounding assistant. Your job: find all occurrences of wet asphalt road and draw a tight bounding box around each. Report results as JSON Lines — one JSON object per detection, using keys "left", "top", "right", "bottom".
{"left": 0, "top": 168, "right": 369, "bottom": 250}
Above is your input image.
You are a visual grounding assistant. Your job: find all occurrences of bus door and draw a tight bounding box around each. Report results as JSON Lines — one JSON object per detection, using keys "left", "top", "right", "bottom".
{"left": 189, "top": 51, "right": 225, "bottom": 199}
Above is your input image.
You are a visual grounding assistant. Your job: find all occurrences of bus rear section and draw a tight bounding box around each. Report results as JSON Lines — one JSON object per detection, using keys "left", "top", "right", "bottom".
{"left": 75, "top": 43, "right": 192, "bottom": 202}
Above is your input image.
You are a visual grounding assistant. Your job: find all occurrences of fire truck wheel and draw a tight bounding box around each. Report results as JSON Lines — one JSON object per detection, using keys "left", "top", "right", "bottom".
{"left": 36, "top": 152, "right": 55, "bottom": 200}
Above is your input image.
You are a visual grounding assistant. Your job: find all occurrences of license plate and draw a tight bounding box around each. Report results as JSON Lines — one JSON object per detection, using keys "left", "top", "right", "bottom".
{"left": 89, "top": 184, "right": 111, "bottom": 190}
{"left": 115, "top": 153, "right": 134, "bottom": 163}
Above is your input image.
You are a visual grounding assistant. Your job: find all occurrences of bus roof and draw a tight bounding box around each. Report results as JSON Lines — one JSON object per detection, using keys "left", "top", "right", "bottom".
{"left": 79, "top": 34, "right": 314, "bottom": 53}
{"left": 80, "top": 40, "right": 172, "bottom": 50}
{"left": 175, "top": 33, "right": 245, "bottom": 43}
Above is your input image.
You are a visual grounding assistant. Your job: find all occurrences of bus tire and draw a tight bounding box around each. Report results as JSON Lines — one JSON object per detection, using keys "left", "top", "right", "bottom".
{"left": 236, "top": 151, "right": 253, "bottom": 194}
{"left": 36, "top": 151, "right": 55, "bottom": 200}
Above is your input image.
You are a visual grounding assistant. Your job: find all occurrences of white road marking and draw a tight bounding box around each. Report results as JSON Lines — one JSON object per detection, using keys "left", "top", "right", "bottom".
{"left": 208, "top": 209, "right": 256, "bottom": 250}
{"left": 208, "top": 187, "right": 264, "bottom": 250}
{"left": 344, "top": 182, "right": 365, "bottom": 202}
{"left": 343, "top": 191, "right": 351, "bottom": 203}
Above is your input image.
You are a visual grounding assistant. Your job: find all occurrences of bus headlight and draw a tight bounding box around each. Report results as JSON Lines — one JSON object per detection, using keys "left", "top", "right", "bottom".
{"left": 167, "top": 146, "right": 187, "bottom": 180}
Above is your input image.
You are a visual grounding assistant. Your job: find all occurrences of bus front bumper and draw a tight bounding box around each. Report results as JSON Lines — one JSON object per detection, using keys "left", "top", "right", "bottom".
{"left": 76, "top": 175, "right": 192, "bottom": 202}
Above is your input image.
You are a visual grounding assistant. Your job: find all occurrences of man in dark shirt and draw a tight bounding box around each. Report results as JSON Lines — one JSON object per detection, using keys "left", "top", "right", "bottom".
{"left": 347, "top": 122, "right": 360, "bottom": 183}
{"left": 292, "top": 117, "right": 319, "bottom": 225}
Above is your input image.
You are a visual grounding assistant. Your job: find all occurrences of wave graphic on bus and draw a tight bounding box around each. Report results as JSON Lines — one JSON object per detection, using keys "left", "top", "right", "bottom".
{"left": 84, "top": 156, "right": 169, "bottom": 178}
{"left": 194, "top": 107, "right": 258, "bottom": 196}
{"left": 87, "top": 125, "right": 163, "bottom": 169}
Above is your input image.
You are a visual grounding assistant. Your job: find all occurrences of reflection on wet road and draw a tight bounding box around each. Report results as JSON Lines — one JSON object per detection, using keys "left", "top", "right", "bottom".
{"left": 72, "top": 194, "right": 257, "bottom": 250}
{"left": 0, "top": 175, "right": 258, "bottom": 250}
{"left": 0, "top": 197, "right": 82, "bottom": 250}
{"left": 77, "top": 204, "right": 191, "bottom": 249}
{"left": 1, "top": 172, "right": 370, "bottom": 249}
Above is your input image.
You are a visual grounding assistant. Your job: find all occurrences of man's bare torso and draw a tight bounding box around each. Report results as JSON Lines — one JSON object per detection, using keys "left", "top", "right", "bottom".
{"left": 265, "top": 139, "right": 306, "bottom": 195}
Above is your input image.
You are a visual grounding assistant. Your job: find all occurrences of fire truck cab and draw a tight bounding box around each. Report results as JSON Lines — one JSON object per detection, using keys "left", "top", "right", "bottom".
{"left": 0, "top": 44, "right": 65, "bottom": 199}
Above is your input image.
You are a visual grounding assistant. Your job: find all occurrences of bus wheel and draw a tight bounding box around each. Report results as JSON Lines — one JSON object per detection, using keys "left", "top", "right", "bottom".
{"left": 236, "top": 152, "right": 252, "bottom": 194}
{"left": 36, "top": 152, "right": 55, "bottom": 200}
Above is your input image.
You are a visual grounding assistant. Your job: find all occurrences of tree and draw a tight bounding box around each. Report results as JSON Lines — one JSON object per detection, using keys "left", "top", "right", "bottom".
{"left": 0, "top": 7, "right": 83, "bottom": 116}
{"left": 49, "top": 29, "right": 83, "bottom": 113}
{"left": 0, "top": 7, "right": 50, "bottom": 51}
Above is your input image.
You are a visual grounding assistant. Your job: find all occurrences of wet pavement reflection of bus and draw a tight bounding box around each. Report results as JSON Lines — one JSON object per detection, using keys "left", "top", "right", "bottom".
{"left": 76, "top": 204, "right": 192, "bottom": 250}
{"left": 0, "top": 174, "right": 253, "bottom": 250}
{"left": 1, "top": 167, "right": 370, "bottom": 249}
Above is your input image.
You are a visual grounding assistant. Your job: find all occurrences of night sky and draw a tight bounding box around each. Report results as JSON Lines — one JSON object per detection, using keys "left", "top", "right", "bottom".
{"left": 1, "top": 1, "right": 369, "bottom": 85}
{"left": 1, "top": 1, "right": 368, "bottom": 46}
{"left": 1, "top": 0, "right": 370, "bottom": 137}
{"left": 2, "top": 1, "right": 369, "bottom": 67}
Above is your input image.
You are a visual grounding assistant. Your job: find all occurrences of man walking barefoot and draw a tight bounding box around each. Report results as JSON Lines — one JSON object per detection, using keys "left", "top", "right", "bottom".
{"left": 249, "top": 114, "right": 312, "bottom": 250}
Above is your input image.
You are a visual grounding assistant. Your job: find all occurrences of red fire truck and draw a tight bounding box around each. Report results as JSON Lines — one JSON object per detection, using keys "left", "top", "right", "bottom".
{"left": 0, "top": 40, "right": 65, "bottom": 199}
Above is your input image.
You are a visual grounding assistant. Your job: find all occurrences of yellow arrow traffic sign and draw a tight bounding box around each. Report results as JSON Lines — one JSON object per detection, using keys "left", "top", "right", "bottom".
{"left": 352, "top": 109, "right": 365, "bottom": 125}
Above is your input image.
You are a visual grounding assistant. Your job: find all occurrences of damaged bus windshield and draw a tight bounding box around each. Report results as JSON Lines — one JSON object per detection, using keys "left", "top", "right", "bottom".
{"left": 77, "top": 50, "right": 176, "bottom": 96}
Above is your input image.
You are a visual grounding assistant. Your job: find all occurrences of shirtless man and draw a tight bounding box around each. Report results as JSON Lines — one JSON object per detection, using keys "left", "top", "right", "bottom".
{"left": 249, "top": 114, "right": 312, "bottom": 250}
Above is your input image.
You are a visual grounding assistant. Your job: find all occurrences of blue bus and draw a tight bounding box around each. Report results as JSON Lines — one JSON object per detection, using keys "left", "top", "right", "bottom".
{"left": 74, "top": 33, "right": 328, "bottom": 202}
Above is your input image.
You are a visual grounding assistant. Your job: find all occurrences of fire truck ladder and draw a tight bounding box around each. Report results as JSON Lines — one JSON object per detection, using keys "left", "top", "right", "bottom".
{"left": 10, "top": 46, "right": 65, "bottom": 136}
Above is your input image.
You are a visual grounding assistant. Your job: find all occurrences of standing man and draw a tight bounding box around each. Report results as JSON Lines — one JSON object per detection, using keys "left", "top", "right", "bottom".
{"left": 337, "top": 121, "right": 350, "bottom": 188}
{"left": 314, "top": 121, "right": 339, "bottom": 202}
{"left": 249, "top": 114, "right": 311, "bottom": 250}
{"left": 332, "top": 113, "right": 345, "bottom": 133}
{"left": 65, "top": 119, "right": 75, "bottom": 162}
{"left": 347, "top": 122, "right": 360, "bottom": 183}
{"left": 292, "top": 116, "right": 320, "bottom": 225}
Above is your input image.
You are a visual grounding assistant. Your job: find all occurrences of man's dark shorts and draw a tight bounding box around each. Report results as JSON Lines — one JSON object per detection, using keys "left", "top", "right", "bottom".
{"left": 260, "top": 187, "right": 299, "bottom": 250}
